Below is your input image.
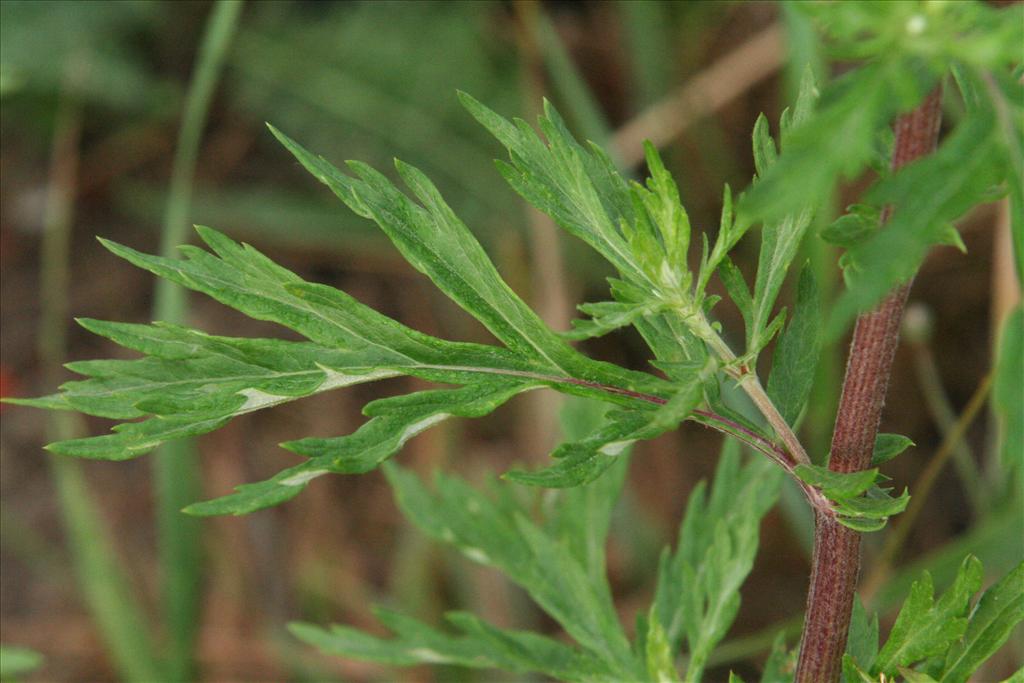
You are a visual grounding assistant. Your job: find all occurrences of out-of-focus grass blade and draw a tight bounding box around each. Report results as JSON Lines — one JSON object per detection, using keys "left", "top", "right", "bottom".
{"left": 619, "top": 0, "right": 674, "bottom": 110}
{"left": 49, "top": 428, "right": 161, "bottom": 682}
{"left": 530, "top": 9, "right": 614, "bottom": 153}
{"left": 0, "top": 645, "right": 44, "bottom": 679}
{"left": 38, "top": 59, "right": 160, "bottom": 682}
{"left": 151, "top": 2, "right": 243, "bottom": 680}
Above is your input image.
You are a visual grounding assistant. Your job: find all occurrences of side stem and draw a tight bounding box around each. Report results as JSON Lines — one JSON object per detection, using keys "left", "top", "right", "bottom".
{"left": 702, "top": 323, "right": 812, "bottom": 466}
{"left": 795, "top": 85, "right": 943, "bottom": 683}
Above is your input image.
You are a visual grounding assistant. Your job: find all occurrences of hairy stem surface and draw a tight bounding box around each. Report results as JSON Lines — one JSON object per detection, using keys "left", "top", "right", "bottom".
{"left": 795, "top": 85, "right": 944, "bottom": 683}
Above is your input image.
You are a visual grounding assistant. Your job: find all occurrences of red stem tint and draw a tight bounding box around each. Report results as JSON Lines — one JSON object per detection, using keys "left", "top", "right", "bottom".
{"left": 795, "top": 85, "right": 944, "bottom": 682}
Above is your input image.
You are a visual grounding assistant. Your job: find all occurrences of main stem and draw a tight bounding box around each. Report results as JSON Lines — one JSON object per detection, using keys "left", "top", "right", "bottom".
{"left": 795, "top": 85, "right": 943, "bottom": 682}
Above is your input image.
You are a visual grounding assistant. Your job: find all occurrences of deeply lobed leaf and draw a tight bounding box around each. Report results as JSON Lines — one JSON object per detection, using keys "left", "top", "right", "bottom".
{"left": 651, "top": 440, "right": 783, "bottom": 682}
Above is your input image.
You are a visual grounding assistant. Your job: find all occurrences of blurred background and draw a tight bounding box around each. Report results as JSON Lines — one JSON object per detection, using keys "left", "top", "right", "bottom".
{"left": 0, "top": 1, "right": 1019, "bottom": 681}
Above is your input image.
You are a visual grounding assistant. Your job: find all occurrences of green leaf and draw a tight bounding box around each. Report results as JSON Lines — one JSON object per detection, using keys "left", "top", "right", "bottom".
{"left": 34, "top": 319, "right": 397, "bottom": 459}
{"left": 270, "top": 124, "right": 581, "bottom": 373}
{"left": 638, "top": 140, "right": 691, "bottom": 272}
{"left": 872, "top": 433, "right": 915, "bottom": 465}
{"left": 741, "top": 60, "right": 935, "bottom": 226}
{"left": 835, "top": 516, "right": 889, "bottom": 534}
{"left": 383, "top": 463, "right": 642, "bottom": 680}
{"left": 750, "top": 208, "right": 815, "bottom": 355}
{"left": 544, "top": 398, "right": 632, "bottom": 594}
{"left": 794, "top": 464, "right": 878, "bottom": 499}
{"left": 820, "top": 204, "right": 880, "bottom": 248}
{"left": 793, "top": 463, "right": 908, "bottom": 532}
{"left": 651, "top": 440, "right": 782, "bottom": 682}
{"left": 718, "top": 257, "right": 754, "bottom": 336}
{"left": 289, "top": 609, "right": 617, "bottom": 682}
{"left": 457, "top": 92, "right": 721, "bottom": 375}
{"left": 845, "top": 597, "right": 879, "bottom": 673}
{"left": 458, "top": 92, "right": 647, "bottom": 287}
{"left": 187, "top": 379, "right": 537, "bottom": 515}
{"left": 993, "top": 307, "right": 1023, "bottom": 472}
{"left": 842, "top": 654, "right": 876, "bottom": 683}
{"left": 644, "top": 610, "right": 681, "bottom": 683}
{"left": 872, "top": 556, "right": 983, "bottom": 676}
{"left": 760, "top": 633, "right": 797, "bottom": 683}
{"left": 939, "top": 561, "right": 1024, "bottom": 683}
{"left": 900, "top": 668, "right": 940, "bottom": 683}
{"left": 767, "top": 264, "right": 821, "bottom": 426}
{"left": 563, "top": 299, "right": 668, "bottom": 341}
{"left": 31, "top": 306, "right": 554, "bottom": 465}
{"left": 935, "top": 223, "right": 968, "bottom": 254}
{"left": 832, "top": 486, "right": 910, "bottom": 531}
{"left": 505, "top": 370, "right": 703, "bottom": 488}
{"left": 697, "top": 184, "right": 743, "bottom": 298}
{"left": 752, "top": 113, "right": 778, "bottom": 178}
{"left": 828, "top": 110, "right": 1005, "bottom": 336}
{"left": 272, "top": 124, "right": 671, "bottom": 395}
{"left": 1002, "top": 667, "right": 1024, "bottom": 683}
{"left": 507, "top": 378, "right": 700, "bottom": 491}
{"left": 12, "top": 223, "right": 691, "bottom": 512}
{"left": 0, "top": 646, "right": 43, "bottom": 678}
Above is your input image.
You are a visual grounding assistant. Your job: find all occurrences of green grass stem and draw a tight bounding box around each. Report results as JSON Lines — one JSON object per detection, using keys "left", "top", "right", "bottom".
{"left": 529, "top": 7, "right": 615, "bottom": 155}
{"left": 40, "top": 62, "right": 160, "bottom": 683}
{"left": 151, "top": 2, "right": 244, "bottom": 680}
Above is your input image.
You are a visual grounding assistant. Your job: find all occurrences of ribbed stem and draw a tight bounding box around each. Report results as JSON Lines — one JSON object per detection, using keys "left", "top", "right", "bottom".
{"left": 795, "top": 85, "right": 943, "bottom": 682}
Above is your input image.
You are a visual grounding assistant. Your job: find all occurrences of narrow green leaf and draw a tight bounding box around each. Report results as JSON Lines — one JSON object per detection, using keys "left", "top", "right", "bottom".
{"left": 25, "top": 226, "right": 681, "bottom": 508}
{"left": 652, "top": 440, "right": 782, "bottom": 682}
{"left": 873, "top": 556, "right": 983, "bottom": 676}
{"left": 384, "top": 463, "right": 641, "bottom": 680}
{"left": 760, "top": 633, "right": 796, "bottom": 683}
{"left": 767, "top": 264, "right": 821, "bottom": 425}
{"left": 272, "top": 124, "right": 580, "bottom": 373}
{"left": 741, "top": 61, "right": 936, "bottom": 226}
{"left": 288, "top": 609, "right": 615, "bottom": 682}
{"left": 828, "top": 111, "right": 1004, "bottom": 336}
{"left": 940, "top": 561, "right": 1024, "bottom": 683}
{"left": 563, "top": 299, "right": 667, "bottom": 341}
{"left": 752, "top": 113, "right": 778, "bottom": 178}
{"left": 872, "top": 433, "right": 915, "bottom": 466}
{"left": 832, "top": 487, "right": 910, "bottom": 521}
{"left": 845, "top": 597, "right": 879, "bottom": 673}
{"left": 751, "top": 206, "right": 815, "bottom": 354}
{"left": 900, "top": 668, "right": 940, "bottom": 683}
{"left": 793, "top": 464, "right": 878, "bottom": 499}
{"left": 505, "top": 372, "right": 702, "bottom": 488}
{"left": 188, "top": 379, "right": 537, "bottom": 515}
{"left": 993, "top": 307, "right": 1023, "bottom": 471}
{"left": 842, "top": 653, "right": 877, "bottom": 683}
{"left": 545, "top": 398, "right": 631, "bottom": 593}
{"left": 644, "top": 610, "right": 681, "bottom": 683}
{"left": 836, "top": 516, "right": 889, "bottom": 533}
{"left": 458, "top": 92, "right": 647, "bottom": 287}
{"left": 718, "top": 257, "right": 754, "bottom": 336}
{"left": 820, "top": 206, "right": 879, "bottom": 248}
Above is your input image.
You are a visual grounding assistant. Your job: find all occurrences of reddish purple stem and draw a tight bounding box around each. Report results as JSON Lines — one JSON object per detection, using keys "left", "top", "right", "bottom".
{"left": 794, "top": 85, "right": 944, "bottom": 683}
